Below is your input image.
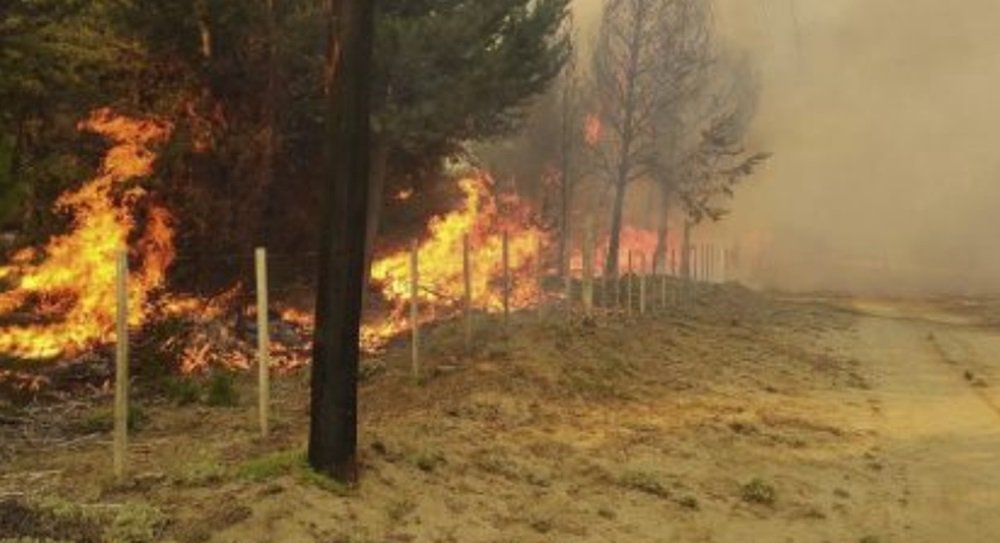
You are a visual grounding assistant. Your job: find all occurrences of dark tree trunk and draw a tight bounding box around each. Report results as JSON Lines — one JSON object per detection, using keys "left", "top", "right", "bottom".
{"left": 557, "top": 72, "right": 574, "bottom": 278}
{"left": 602, "top": 2, "right": 644, "bottom": 278}
{"left": 604, "top": 180, "right": 627, "bottom": 277}
{"left": 653, "top": 184, "right": 671, "bottom": 273}
{"left": 362, "top": 130, "right": 390, "bottom": 297}
{"left": 309, "top": 0, "right": 375, "bottom": 484}
{"left": 558, "top": 154, "right": 571, "bottom": 279}
{"left": 681, "top": 220, "right": 692, "bottom": 279}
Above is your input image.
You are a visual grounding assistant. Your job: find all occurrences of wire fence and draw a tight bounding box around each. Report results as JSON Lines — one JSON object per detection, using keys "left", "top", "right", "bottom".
{"left": 1, "top": 236, "right": 743, "bottom": 479}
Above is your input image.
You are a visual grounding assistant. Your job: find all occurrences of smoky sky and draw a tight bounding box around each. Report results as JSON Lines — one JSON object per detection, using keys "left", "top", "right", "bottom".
{"left": 574, "top": 0, "right": 1000, "bottom": 295}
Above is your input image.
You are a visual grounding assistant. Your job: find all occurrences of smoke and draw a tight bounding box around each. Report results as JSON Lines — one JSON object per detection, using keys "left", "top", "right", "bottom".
{"left": 573, "top": 0, "right": 1000, "bottom": 295}
{"left": 710, "top": 0, "right": 1000, "bottom": 295}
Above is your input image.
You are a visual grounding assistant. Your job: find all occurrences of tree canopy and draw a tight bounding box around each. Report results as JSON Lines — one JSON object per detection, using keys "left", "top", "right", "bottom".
{"left": 0, "top": 0, "right": 570, "bottom": 285}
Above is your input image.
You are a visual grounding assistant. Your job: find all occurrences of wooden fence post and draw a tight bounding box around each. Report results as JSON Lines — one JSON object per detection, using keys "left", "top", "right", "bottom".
{"left": 671, "top": 249, "right": 679, "bottom": 306}
{"left": 535, "top": 237, "right": 544, "bottom": 315}
{"left": 660, "top": 252, "right": 667, "bottom": 309}
{"left": 502, "top": 231, "right": 510, "bottom": 327}
{"left": 696, "top": 245, "right": 701, "bottom": 283}
{"left": 710, "top": 245, "right": 717, "bottom": 283}
{"left": 410, "top": 240, "right": 420, "bottom": 378}
{"left": 582, "top": 216, "right": 594, "bottom": 315}
{"left": 627, "top": 251, "right": 634, "bottom": 317}
{"left": 113, "top": 249, "right": 129, "bottom": 481}
{"left": 255, "top": 248, "right": 270, "bottom": 438}
{"left": 603, "top": 272, "right": 610, "bottom": 310}
{"left": 725, "top": 248, "right": 731, "bottom": 282}
{"left": 639, "top": 252, "right": 647, "bottom": 315}
{"left": 699, "top": 244, "right": 706, "bottom": 282}
{"left": 705, "top": 244, "right": 711, "bottom": 283}
{"left": 689, "top": 246, "right": 696, "bottom": 282}
{"left": 611, "top": 252, "right": 622, "bottom": 312}
{"left": 707, "top": 244, "right": 713, "bottom": 283}
{"left": 463, "top": 235, "right": 472, "bottom": 354}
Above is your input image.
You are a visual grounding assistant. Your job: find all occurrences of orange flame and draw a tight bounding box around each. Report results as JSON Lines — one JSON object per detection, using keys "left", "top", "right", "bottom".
{"left": 366, "top": 173, "right": 545, "bottom": 350}
{"left": 0, "top": 115, "right": 546, "bottom": 370}
{"left": 585, "top": 113, "right": 603, "bottom": 147}
{"left": 570, "top": 226, "right": 682, "bottom": 276}
{"left": 0, "top": 109, "right": 174, "bottom": 359}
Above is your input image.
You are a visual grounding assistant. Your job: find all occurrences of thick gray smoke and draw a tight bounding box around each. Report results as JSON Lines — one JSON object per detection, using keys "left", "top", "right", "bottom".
{"left": 577, "top": 0, "right": 1000, "bottom": 296}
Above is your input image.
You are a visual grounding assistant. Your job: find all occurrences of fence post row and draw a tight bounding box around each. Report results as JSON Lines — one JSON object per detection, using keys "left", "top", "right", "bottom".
{"left": 604, "top": 272, "right": 611, "bottom": 310}
{"left": 114, "top": 249, "right": 129, "bottom": 481}
{"left": 639, "top": 252, "right": 647, "bottom": 315}
{"left": 659, "top": 259, "right": 667, "bottom": 309}
{"left": 255, "top": 248, "right": 271, "bottom": 438}
{"left": 582, "top": 215, "right": 594, "bottom": 315}
{"left": 626, "top": 251, "right": 634, "bottom": 317}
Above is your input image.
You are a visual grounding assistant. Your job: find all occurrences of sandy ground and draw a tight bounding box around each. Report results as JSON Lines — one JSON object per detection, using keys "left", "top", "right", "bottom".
{"left": 3, "top": 286, "right": 1000, "bottom": 542}
{"left": 842, "top": 299, "right": 1000, "bottom": 542}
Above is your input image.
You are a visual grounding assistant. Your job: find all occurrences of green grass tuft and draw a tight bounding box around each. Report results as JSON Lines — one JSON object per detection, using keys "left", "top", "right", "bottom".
{"left": 741, "top": 478, "right": 777, "bottom": 506}
{"left": 238, "top": 450, "right": 349, "bottom": 496}
{"left": 205, "top": 371, "right": 239, "bottom": 407}
{"left": 618, "top": 469, "right": 671, "bottom": 498}
{"left": 163, "top": 377, "right": 201, "bottom": 406}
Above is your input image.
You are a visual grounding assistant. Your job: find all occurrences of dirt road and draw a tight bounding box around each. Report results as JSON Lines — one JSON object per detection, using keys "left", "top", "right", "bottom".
{"left": 846, "top": 300, "right": 1000, "bottom": 542}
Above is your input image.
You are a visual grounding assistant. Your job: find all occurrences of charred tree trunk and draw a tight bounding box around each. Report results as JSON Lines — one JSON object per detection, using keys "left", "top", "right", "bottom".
{"left": 602, "top": 3, "right": 644, "bottom": 278}
{"left": 557, "top": 67, "right": 575, "bottom": 278}
{"left": 681, "top": 220, "right": 692, "bottom": 279}
{"left": 309, "top": 0, "right": 375, "bottom": 484}
{"left": 605, "top": 180, "right": 627, "bottom": 277}
{"left": 361, "top": 131, "right": 390, "bottom": 304}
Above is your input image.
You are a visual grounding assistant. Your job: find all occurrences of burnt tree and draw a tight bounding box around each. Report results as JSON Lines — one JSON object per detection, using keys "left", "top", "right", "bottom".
{"left": 557, "top": 39, "right": 580, "bottom": 278}
{"left": 592, "top": 0, "right": 664, "bottom": 277}
{"left": 309, "top": 0, "right": 375, "bottom": 483}
{"left": 646, "top": 0, "right": 712, "bottom": 274}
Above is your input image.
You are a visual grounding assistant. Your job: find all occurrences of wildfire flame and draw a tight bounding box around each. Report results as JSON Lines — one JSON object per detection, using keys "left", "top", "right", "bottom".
{"left": 585, "top": 113, "right": 603, "bottom": 147}
{"left": 570, "top": 226, "right": 682, "bottom": 276}
{"left": 366, "top": 173, "right": 545, "bottom": 350}
{"left": 0, "top": 112, "right": 547, "bottom": 371}
{"left": 0, "top": 109, "right": 174, "bottom": 359}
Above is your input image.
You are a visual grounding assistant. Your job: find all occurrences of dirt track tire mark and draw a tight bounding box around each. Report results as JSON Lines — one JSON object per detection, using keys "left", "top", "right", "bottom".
{"left": 925, "top": 332, "right": 1000, "bottom": 422}
{"left": 848, "top": 314, "right": 1000, "bottom": 543}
